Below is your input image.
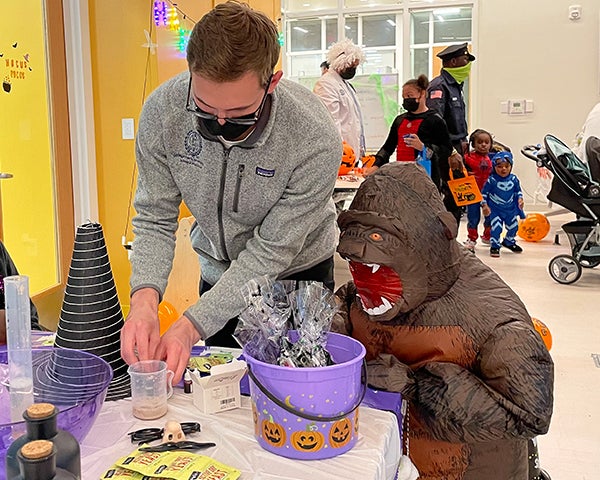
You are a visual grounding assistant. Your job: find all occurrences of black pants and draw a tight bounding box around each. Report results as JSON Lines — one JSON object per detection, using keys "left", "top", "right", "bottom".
{"left": 201, "top": 256, "right": 335, "bottom": 348}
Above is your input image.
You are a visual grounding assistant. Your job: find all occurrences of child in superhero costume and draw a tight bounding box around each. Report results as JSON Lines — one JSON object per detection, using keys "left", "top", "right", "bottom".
{"left": 481, "top": 151, "right": 526, "bottom": 257}
{"left": 334, "top": 163, "right": 553, "bottom": 480}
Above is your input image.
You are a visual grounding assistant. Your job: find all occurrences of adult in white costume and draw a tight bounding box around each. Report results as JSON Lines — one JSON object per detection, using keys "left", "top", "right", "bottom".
{"left": 314, "top": 39, "right": 366, "bottom": 160}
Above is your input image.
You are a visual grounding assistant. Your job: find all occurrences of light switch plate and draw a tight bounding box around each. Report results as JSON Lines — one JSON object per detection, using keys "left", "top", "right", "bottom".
{"left": 122, "top": 118, "right": 135, "bottom": 140}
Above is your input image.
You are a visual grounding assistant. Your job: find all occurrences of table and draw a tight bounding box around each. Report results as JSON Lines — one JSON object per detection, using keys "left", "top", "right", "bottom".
{"left": 334, "top": 175, "right": 364, "bottom": 212}
{"left": 81, "top": 389, "right": 400, "bottom": 479}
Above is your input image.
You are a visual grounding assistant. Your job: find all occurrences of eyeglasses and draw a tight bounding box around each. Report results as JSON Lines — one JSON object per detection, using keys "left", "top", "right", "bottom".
{"left": 186, "top": 75, "right": 272, "bottom": 126}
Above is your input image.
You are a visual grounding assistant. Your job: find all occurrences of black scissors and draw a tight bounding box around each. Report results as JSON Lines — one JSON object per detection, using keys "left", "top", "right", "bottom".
{"left": 139, "top": 441, "right": 216, "bottom": 452}
{"left": 127, "top": 422, "right": 201, "bottom": 445}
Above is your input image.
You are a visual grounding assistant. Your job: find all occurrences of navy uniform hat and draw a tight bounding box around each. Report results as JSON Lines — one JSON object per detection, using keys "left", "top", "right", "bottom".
{"left": 492, "top": 151, "right": 513, "bottom": 166}
{"left": 437, "top": 42, "right": 475, "bottom": 62}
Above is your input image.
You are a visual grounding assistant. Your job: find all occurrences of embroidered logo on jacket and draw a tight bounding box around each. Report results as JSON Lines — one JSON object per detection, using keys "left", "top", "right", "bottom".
{"left": 256, "top": 167, "right": 275, "bottom": 177}
{"left": 185, "top": 130, "right": 202, "bottom": 156}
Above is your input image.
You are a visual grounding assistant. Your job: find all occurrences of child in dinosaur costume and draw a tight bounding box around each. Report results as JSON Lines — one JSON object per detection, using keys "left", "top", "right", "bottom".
{"left": 334, "top": 163, "right": 553, "bottom": 480}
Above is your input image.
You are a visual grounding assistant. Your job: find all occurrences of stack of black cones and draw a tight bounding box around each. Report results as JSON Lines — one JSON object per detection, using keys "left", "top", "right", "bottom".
{"left": 54, "top": 222, "right": 130, "bottom": 400}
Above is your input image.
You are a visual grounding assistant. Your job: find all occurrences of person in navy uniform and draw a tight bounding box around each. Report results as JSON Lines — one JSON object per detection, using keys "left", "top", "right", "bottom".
{"left": 427, "top": 42, "right": 476, "bottom": 225}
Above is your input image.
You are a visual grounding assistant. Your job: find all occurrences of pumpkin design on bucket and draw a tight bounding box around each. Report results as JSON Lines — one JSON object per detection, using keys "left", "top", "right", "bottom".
{"left": 329, "top": 417, "right": 353, "bottom": 448}
{"left": 291, "top": 423, "right": 325, "bottom": 452}
{"left": 252, "top": 402, "right": 259, "bottom": 437}
{"left": 261, "top": 412, "right": 286, "bottom": 447}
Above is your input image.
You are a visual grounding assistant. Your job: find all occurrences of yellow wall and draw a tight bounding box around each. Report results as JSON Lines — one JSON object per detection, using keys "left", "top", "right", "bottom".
{"left": 88, "top": 0, "right": 159, "bottom": 311}
{"left": 0, "top": 0, "right": 59, "bottom": 294}
{"left": 89, "top": 0, "right": 281, "bottom": 312}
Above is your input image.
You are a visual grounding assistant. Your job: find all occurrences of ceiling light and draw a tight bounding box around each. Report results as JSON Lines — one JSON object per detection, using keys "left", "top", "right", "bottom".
{"left": 293, "top": 26, "right": 309, "bottom": 33}
{"left": 386, "top": 19, "right": 396, "bottom": 26}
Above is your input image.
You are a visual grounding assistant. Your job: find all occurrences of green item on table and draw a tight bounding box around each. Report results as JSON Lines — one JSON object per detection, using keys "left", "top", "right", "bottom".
{"left": 104, "top": 448, "right": 240, "bottom": 480}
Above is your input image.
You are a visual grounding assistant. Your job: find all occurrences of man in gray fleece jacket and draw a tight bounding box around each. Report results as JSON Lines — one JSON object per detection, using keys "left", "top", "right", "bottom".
{"left": 120, "top": 1, "right": 341, "bottom": 383}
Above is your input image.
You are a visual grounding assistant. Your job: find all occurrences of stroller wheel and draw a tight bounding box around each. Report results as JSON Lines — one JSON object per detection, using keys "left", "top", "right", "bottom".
{"left": 548, "top": 255, "right": 582, "bottom": 284}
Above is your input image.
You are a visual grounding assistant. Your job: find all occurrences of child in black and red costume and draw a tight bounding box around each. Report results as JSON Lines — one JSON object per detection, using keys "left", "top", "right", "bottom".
{"left": 366, "top": 75, "right": 452, "bottom": 194}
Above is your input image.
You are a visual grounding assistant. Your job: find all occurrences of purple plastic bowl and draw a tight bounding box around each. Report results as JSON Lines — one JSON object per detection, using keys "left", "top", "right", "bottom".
{"left": 0, "top": 348, "right": 113, "bottom": 471}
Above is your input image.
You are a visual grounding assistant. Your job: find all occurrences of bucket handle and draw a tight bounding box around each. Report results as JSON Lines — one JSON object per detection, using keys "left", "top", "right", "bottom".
{"left": 246, "top": 359, "right": 368, "bottom": 422}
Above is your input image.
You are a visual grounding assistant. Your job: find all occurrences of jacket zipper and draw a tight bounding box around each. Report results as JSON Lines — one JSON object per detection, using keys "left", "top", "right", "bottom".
{"left": 217, "top": 149, "right": 230, "bottom": 261}
{"left": 232, "top": 164, "right": 245, "bottom": 213}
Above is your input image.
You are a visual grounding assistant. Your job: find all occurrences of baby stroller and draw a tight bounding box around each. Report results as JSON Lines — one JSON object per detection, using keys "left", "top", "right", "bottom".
{"left": 521, "top": 134, "right": 600, "bottom": 284}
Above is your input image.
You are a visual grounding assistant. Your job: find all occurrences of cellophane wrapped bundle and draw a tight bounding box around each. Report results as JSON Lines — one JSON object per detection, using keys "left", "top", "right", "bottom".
{"left": 234, "top": 277, "right": 337, "bottom": 367}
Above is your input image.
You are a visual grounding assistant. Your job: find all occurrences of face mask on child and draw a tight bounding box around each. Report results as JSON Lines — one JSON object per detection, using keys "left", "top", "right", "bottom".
{"left": 402, "top": 97, "right": 420, "bottom": 113}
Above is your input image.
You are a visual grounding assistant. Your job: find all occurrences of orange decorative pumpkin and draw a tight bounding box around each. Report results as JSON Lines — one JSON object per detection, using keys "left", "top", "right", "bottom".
{"left": 329, "top": 417, "right": 353, "bottom": 448}
{"left": 518, "top": 213, "right": 550, "bottom": 242}
{"left": 361, "top": 155, "right": 376, "bottom": 169}
{"left": 291, "top": 424, "right": 325, "bottom": 452}
{"left": 339, "top": 142, "right": 356, "bottom": 176}
{"left": 531, "top": 317, "right": 552, "bottom": 351}
{"left": 261, "top": 415, "right": 286, "bottom": 447}
{"left": 158, "top": 301, "right": 179, "bottom": 336}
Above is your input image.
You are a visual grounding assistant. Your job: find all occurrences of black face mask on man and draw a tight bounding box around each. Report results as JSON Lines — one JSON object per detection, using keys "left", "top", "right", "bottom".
{"left": 402, "top": 97, "right": 420, "bottom": 113}
{"left": 339, "top": 67, "right": 357, "bottom": 80}
{"left": 200, "top": 119, "right": 252, "bottom": 141}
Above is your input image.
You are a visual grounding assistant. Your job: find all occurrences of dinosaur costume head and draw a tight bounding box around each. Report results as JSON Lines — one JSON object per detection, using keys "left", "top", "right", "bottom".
{"left": 337, "top": 163, "right": 461, "bottom": 321}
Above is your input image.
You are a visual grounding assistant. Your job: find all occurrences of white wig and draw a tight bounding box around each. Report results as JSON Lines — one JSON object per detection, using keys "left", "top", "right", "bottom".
{"left": 327, "top": 38, "right": 366, "bottom": 72}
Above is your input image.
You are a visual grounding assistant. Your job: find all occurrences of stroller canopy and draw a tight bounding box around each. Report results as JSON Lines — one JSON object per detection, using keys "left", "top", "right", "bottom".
{"left": 544, "top": 134, "right": 600, "bottom": 219}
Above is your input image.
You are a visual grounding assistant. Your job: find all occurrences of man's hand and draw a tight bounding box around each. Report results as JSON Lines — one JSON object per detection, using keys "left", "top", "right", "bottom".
{"left": 121, "top": 288, "right": 161, "bottom": 365}
{"left": 482, "top": 204, "right": 491, "bottom": 217}
{"left": 156, "top": 315, "right": 201, "bottom": 385}
{"left": 449, "top": 150, "right": 464, "bottom": 170}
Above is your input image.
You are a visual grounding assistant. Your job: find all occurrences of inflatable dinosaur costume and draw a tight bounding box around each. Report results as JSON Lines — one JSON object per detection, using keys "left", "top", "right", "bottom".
{"left": 334, "top": 163, "right": 553, "bottom": 479}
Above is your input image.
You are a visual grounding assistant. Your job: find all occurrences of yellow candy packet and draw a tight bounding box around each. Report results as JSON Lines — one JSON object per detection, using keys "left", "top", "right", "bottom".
{"left": 106, "top": 448, "right": 241, "bottom": 480}
{"left": 101, "top": 465, "right": 160, "bottom": 478}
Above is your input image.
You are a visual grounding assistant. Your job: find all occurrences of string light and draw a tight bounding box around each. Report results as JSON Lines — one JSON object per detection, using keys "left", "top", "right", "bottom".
{"left": 176, "top": 27, "right": 191, "bottom": 52}
{"left": 166, "top": 6, "right": 180, "bottom": 31}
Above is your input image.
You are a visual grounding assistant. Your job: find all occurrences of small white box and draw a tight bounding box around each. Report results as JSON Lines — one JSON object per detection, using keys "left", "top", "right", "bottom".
{"left": 190, "top": 359, "right": 247, "bottom": 414}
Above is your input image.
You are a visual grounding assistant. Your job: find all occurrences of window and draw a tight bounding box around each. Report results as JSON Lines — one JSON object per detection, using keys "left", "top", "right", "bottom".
{"left": 282, "top": 1, "right": 473, "bottom": 149}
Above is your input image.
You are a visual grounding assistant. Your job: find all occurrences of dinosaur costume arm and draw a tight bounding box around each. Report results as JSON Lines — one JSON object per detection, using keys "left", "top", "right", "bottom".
{"left": 376, "top": 320, "right": 554, "bottom": 444}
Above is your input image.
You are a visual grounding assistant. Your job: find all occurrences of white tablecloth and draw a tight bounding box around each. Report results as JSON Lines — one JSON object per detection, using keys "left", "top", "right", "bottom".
{"left": 81, "top": 389, "right": 400, "bottom": 480}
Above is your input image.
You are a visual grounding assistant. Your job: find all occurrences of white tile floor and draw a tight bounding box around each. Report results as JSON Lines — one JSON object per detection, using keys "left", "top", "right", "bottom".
{"left": 333, "top": 205, "right": 600, "bottom": 480}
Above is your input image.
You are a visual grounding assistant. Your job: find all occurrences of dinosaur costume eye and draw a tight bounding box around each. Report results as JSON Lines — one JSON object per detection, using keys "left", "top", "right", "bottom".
{"left": 369, "top": 232, "right": 383, "bottom": 241}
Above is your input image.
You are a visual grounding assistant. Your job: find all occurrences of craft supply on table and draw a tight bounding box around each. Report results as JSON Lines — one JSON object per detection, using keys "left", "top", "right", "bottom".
{"left": 5, "top": 403, "right": 81, "bottom": 479}
{"left": 102, "top": 448, "right": 240, "bottom": 480}
{"left": 128, "top": 360, "right": 174, "bottom": 420}
{"left": 4, "top": 275, "right": 34, "bottom": 424}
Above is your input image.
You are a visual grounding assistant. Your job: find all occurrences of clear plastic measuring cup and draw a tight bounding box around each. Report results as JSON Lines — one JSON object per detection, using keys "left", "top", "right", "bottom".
{"left": 128, "top": 360, "right": 173, "bottom": 420}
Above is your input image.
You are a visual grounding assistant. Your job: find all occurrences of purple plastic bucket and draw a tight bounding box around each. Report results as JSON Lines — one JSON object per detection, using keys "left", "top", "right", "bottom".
{"left": 245, "top": 331, "right": 366, "bottom": 460}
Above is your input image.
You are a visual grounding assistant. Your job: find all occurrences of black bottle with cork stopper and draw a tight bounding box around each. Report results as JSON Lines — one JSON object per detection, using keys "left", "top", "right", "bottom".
{"left": 13, "top": 440, "right": 77, "bottom": 480}
{"left": 5, "top": 403, "right": 81, "bottom": 479}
